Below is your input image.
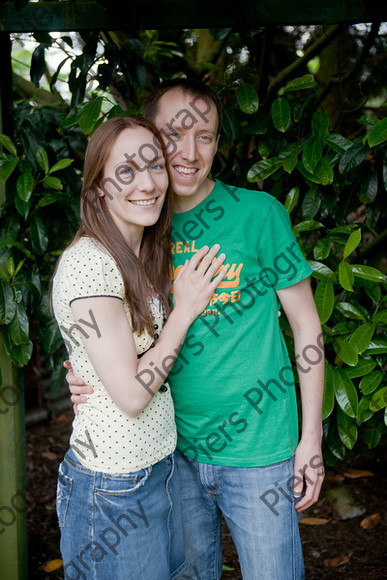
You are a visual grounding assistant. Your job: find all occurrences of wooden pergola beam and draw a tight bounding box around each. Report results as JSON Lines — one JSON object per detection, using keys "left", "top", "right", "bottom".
{"left": 0, "top": 0, "right": 386, "bottom": 33}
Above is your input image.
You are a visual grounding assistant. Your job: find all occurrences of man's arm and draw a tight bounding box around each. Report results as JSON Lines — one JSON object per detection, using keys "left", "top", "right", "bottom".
{"left": 277, "top": 277, "right": 325, "bottom": 511}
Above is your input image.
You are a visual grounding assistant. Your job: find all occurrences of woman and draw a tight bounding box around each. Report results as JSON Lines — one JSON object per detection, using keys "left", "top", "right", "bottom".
{"left": 51, "top": 116, "right": 226, "bottom": 579}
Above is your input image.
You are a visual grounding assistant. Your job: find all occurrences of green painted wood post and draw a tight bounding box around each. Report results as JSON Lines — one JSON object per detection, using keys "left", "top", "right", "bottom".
{"left": 0, "top": 32, "right": 28, "bottom": 580}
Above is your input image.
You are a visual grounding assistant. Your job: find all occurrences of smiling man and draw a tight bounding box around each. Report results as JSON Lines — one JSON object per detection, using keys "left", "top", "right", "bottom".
{"left": 68, "top": 78, "right": 325, "bottom": 580}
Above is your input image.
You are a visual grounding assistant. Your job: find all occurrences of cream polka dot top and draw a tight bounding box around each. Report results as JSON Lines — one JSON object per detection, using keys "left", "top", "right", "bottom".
{"left": 52, "top": 236, "right": 176, "bottom": 473}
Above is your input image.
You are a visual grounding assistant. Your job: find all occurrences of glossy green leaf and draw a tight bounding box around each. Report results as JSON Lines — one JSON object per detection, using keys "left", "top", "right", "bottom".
{"left": 247, "top": 158, "right": 282, "bottom": 182}
{"left": 363, "top": 416, "right": 384, "bottom": 448}
{"left": 372, "top": 310, "right": 387, "bottom": 326}
{"left": 36, "top": 194, "right": 61, "bottom": 208}
{"left": 337, "top": 407, "right": 358, "bottom": 449}
{"left": 364, "top": 340, "right": 387, "bottom": 355}
{"left": 333, "top": 368, "right": 358, "bottom": 418}
{"left": 325, "top": 133, "right": 352, "bottom": 154}
{"left": 338, "top": 262, "right": 354, "bottom": 292}
{"left": 0, "top": 155, "right": 19, "bottom": 182}
{"left": 358, "top": 172, "right": 378, "bottom": 204}
{"left": 258, "top": 139, "right": 271, "bottom": 159}
{"left": 348, "top": 323, "right": 375, "bottom": 355}
{"left": 292, "top": 220, "right": 323, "bottom": 234}
{"left": 345, "top": 358, "right": 376, "bottom": 378}
{"left": 335, "top": 302, "right": 366, "bottom": 321}
{"left": 2, "top": 328, "right": 33, "bottom": 367}
{"left": 343, "top": 229, "right": 361, "bottom": 259}
{"left": 357, "top": 395, "right": 373, "bottom": 422}
{"left": 222, "top": 107, "right": 239, "bottom": 141}
{"left": 364, "top": 281, "right": 381, "bottom": 304}
{"left": 359, "top": 371, "right": 384, "bottom": 395}
{"left": 351, "top": 264, "right": 386, "bottom": 283}
{"left": 40, "top": 319, "right": 63, "bottom": 354}
{"left": 313, "top": 158, "right": 334, "bottom": 185}
{"left": 302, "top": 137, "right": 322, "bottom": 173}
{"left": 30, "top": 214, "right": 49, "bottom": 255}
{"left": 338, "top": 140, "right": 368, "bottom": 174}
{"left": 284, "top": 187, "right": 299, "bottom": 215}
{"left": 271, "top": 98, "right": 291, "bottom": 133}
{"left": 313, "top": 238, "right": 331, "bottom": 260}
{"left": 314, "top": 279, "right": 334, "bottom": 324}
{"left": 281, "top": 74, "right": 317, "bottom": 94}
{"left": 369, "top": 388, "right": 387, "bottom": 412}
{"left": 308, "top": 261, "right": 335, "bottom": 281}
{"left": 36, "top": 146, "right": 49, "bottom": 173}
{"left": 333, "top": 337, "right": 358, "bottom": 366}
{"left": 0, "top": 279, "right": 16, "bottom": 324}
{"left": 302, "top": 188, "right": 321, "bottom": 219}
{"left": 78, "top": 97, "right": 103, "bottom": 135}
{"left": 365, "top": 117, "right": 387, "bottom": 147}
{"left": 282, "top": 151, "right": 298, "bottom": 174}
{"left": 237, "top": 83, "right": 259, "bottom": 115}
{"left": 322, "top": 363, "right": 335, "bottom": 419}
{"left": 43, "top": 175, "right": 63, "bottom": 190}
{"left": 48, "top": 158, "right": 74, "bottom": 174}
{"left": 16, "top": 171, "right": 34, "bottom": 202}
{"left": 0, "top": 134, "right": 17, "bottom": 155}
{"left": 8, "top": 302, "right": 29, "bottom": 345}
{"left": 311, "top": 111, "right": 330, "bottom": 140}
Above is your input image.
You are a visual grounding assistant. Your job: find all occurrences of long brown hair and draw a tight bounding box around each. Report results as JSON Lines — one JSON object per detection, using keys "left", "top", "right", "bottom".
{"left": 70, "top": 116, "right": 172, "bottom": 334}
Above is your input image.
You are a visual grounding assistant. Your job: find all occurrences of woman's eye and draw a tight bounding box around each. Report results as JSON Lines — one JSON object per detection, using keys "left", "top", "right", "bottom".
{"left": 151, "top": 163, "right": 164, "bottom": 171}
{"left": 199, "top": 134, "right": 212, "bottom": 142}
{"left": 120, "top": 167, "right": 134, "bottom": 177}
{"left": 170, "top": 131, "right": 181, "bottom": 139}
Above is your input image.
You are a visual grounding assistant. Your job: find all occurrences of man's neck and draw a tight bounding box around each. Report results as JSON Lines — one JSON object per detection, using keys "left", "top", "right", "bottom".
{"left": 172, "top": 178, "right": 216, "bottom": 214}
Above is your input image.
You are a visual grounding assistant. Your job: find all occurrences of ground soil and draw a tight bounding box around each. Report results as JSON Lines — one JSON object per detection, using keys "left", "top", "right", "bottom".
{"left": 26, "top": 408, "right": 386, "bottom": 579}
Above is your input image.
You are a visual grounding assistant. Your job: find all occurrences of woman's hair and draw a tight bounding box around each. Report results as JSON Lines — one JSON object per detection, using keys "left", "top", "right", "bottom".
{"left": 70, "top": 115, "right": 172, "bottom": 335}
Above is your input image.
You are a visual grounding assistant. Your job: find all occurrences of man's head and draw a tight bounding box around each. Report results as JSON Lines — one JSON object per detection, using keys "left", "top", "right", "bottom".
{"left": 144, "top": 79, "right": 222, "bottom": 209}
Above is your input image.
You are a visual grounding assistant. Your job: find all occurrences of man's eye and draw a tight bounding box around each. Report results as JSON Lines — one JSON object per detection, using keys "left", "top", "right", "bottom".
{"left": 199, "top": 135, "right": 212, "bottom": 142}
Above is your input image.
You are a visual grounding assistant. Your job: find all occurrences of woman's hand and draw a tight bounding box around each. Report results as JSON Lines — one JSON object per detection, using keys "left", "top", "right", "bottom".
{"left": 173, "top": 244, "right": 226, "bottom": 323}
{"left": 63, "top": 360, "right": 93, "bottom": 414}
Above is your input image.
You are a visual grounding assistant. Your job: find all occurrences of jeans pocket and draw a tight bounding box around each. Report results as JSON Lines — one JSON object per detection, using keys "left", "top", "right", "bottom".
{"left": 95, "top": 466, "right": 153, "bottom": 497}
{"left": 56, "top": 463, "right": 73, "bottom": 528}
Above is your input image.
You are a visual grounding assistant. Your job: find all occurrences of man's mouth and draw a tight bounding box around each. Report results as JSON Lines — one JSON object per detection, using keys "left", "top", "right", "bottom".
{"left": 129, "top": 197, "right": 157, "bottom": 206}
{"left": 174, "top": 166, "right": 198, "bottom": 175}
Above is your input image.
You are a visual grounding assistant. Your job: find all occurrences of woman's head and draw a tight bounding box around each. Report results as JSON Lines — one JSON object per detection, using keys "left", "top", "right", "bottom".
{"left": 76, "top": 116, "right": 172, "bottom": 334}
{"left": 81, "top": 116, "right": 171, "bottom": 241}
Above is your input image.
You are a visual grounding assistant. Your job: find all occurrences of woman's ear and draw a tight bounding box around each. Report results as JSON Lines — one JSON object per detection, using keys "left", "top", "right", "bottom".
{"left": 97, "top": 187, "right": 104, "bottom": 198}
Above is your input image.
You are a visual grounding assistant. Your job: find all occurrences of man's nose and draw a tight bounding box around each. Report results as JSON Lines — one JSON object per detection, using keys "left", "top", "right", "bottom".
{"left": 181, "top": 135, "right": 198, "bottom": 162}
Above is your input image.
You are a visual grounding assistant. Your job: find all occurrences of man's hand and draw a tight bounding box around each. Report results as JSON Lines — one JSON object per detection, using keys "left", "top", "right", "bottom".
{"left": 293, "top": 438, "right": 324, "bottom": 512}
{"left": 63, "top": 360, "right": 94, "bottom": 416}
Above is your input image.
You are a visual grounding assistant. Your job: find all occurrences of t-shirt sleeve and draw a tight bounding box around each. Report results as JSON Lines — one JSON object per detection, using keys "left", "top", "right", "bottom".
{"left": 58, "top": 244, "right": 125, "bottom": 305}
{"left": 256, "top": 197, "right": 313, "bottom": 290}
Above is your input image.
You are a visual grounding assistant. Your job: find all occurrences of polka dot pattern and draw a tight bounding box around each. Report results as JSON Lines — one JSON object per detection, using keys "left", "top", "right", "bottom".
{"left": 52, "top": 237, "right": 176, "bottom": 474}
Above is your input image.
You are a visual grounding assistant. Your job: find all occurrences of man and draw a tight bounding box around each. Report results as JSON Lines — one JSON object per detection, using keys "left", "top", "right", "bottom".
{"left": 68, "top": 79, "right": 324, "bottom": 579}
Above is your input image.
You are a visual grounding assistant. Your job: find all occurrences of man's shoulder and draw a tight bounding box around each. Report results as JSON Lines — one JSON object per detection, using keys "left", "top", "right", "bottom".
{"left": 214, "top": 180, "right": 279, "bottom": 212}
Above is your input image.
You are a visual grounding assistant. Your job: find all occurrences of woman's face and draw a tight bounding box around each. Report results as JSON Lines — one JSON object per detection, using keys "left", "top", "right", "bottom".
{"left": 99, "top": 126, "right": 169, "bottom": 245}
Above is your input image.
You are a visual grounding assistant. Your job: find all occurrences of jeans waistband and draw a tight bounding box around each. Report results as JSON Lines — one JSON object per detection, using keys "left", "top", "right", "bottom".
{"left": 63, "top": 446, "right": 173, "bottom": 476}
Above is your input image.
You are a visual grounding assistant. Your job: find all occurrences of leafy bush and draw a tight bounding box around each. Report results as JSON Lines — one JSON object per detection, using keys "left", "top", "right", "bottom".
{"left": 1, "top": 26, "right": 386, "bottom": 461}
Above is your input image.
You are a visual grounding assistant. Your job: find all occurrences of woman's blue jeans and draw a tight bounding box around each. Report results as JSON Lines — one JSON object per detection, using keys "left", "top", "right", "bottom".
{"left": 56, "top": 448, "right": 185, "bottom": 579}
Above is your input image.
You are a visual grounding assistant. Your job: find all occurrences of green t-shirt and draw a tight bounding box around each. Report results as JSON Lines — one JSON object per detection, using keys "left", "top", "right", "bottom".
{"left": 169, "top": 180, "right": 313, "bottom": 466}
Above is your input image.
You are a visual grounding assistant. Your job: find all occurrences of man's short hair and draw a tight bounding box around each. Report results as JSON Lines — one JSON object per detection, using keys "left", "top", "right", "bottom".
{"left": 143, "top": 78, "right": 222, "bottom": 134}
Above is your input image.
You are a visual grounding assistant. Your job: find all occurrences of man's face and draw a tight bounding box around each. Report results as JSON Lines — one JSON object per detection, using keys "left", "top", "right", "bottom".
{"left": 153, "top": 88, "right": 220, "bottom": 207}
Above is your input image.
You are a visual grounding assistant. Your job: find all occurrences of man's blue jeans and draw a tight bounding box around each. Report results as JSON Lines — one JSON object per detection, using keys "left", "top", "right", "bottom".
{"left": 175, "top": 451, "right": 304, "bottom": 580}
{"left": 56, "top": 448, "right": 185, "bottom": 579}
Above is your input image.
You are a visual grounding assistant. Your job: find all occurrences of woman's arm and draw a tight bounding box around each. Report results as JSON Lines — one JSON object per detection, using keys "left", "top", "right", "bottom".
{"left": 68, "top": 244, "right": 226, "bottom": 418}
{"left": 276, "top": 278, "right": 325, "bottom": 511}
